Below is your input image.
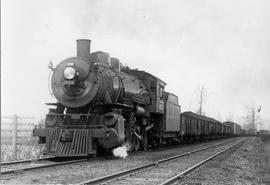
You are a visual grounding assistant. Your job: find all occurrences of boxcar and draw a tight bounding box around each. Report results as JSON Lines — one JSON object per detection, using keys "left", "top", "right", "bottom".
{"left": 223, "top": 121, "right": 242, "bottom": 136}
{"left": 241, "top": 129, "right": 247, "bottom": 135}
{"left": 248, "top": 128, "right": 257, "bottom": 135}
{"left": 222, "top": 123, "right": 233, "bottom": 137}
{"left": 235, "top": 124, "right": 241, "bottom": 135}
{"left": 180, "top": 111, "right": 201, "bottom": 142}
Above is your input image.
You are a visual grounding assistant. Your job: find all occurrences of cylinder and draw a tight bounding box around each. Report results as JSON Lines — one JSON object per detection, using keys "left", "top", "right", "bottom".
{"left": 76, "top": 39, "right": 91, "bottom": 60}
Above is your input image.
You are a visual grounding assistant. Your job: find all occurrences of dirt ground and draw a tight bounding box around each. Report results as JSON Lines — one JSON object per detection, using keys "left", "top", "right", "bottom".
{"left": 181, "top": 136, "right": 270, "bottom": 185}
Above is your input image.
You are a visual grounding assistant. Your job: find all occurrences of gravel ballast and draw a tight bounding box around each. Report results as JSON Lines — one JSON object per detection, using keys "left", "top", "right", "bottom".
{"left": 181, "top": 136, "right": 270, "bottom": 185}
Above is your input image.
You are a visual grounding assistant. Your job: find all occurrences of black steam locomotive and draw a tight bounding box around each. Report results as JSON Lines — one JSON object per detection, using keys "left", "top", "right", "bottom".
{"left": 33, "top": 39, "right": 239, "bottom": 157}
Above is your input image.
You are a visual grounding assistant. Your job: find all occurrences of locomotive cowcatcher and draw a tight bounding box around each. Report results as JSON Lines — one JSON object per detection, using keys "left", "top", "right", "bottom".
{"left": 33, "top": 39, "right": 181, "bottom": 157}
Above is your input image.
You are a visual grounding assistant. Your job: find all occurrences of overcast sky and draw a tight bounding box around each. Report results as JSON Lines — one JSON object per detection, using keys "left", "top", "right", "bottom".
{"left": 2, "top": 0, "right": 270, "bottom": 129}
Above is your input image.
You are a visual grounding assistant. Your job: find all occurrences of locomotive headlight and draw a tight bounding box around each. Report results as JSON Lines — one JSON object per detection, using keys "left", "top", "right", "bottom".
{"left": 64, "top": 67, "right": 76, "bottom": 79}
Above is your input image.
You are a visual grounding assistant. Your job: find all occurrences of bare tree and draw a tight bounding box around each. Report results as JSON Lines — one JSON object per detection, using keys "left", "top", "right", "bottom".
{"left": 196, "top": 85, "right": 207, "bottom": 115}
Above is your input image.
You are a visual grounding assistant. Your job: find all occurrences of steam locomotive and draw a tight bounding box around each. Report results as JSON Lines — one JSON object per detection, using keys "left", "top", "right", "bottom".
{"left": 33, "top": 39, "right": 240, "bottom": 157}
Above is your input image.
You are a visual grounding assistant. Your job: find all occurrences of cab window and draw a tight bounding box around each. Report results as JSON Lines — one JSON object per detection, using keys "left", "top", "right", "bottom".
{"left": 159, "top": 85, "right": 164, "bottom": 98}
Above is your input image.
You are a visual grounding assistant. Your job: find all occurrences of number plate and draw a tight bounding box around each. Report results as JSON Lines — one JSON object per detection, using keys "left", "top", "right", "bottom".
{"left": 63, "top": 80, "right": 75, "bottom": 85}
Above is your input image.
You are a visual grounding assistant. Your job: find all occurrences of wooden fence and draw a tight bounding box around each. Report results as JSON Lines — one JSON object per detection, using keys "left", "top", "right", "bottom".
{"left": 1, "top": 115, "right": 36, "bottom": 160}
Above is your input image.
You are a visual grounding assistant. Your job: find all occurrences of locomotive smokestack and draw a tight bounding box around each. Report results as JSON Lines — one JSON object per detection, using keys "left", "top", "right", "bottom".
{"left": 76, "top": 39, "right": 91, "bottom": 60}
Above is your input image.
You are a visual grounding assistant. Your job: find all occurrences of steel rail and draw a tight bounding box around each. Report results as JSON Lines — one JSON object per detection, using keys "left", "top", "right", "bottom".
{"left": 159, "top": 138, "right": 247, "bottom": 185}
{"left": 76, "top": 138, "right": 242, "bottom": 185}
{"left": 1, "top": 158, "right": 90, "bottom": 175}
{"left": 1, "top": 157, "right": 55, "bottom": 166}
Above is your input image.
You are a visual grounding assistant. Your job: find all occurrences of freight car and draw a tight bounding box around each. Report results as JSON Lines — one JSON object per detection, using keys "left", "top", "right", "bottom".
{"left": 222, "top": 123, "right": 234, "bottom": 137}
{"left": 179, "top": 111, "right": 234, "bottom": 143}
{"left": 241, "top": 129, "right": 247, "bottom": 135}
{"left": 33, "top": 39, "right": 239, "bottom": 157}
{"left": 223, "top": 121, "right": 241, "bottom": 136}
{"left": 247, "top": 128, "right": 257, "bottom": 135}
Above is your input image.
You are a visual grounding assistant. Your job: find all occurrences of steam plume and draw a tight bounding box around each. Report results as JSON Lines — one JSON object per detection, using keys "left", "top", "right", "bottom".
{"left": 112, "top": 143, "right": 131, "bottom": 159}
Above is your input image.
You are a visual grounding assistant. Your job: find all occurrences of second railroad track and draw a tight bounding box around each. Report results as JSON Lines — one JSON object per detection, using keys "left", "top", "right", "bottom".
{"left": 1, "top": 157, "right": 90, "bottom": 175}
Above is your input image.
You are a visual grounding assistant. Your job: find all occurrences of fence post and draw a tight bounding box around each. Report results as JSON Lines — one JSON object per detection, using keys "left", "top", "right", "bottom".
{"left": 12, "top": 114, "right": 18, "bottom": 160}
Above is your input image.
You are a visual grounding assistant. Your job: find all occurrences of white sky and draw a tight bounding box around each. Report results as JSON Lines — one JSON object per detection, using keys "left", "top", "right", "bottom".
{"left": 2, "top": 0, "right": 270, "bottom": 129}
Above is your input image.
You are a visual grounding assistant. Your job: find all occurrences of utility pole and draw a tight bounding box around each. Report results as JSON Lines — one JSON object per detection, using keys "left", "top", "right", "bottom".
{"left": 250, "top": 105, "right": 262, "bottom": 130}
{"left": 257, "top": 105, "right": 262, "bottom": 130}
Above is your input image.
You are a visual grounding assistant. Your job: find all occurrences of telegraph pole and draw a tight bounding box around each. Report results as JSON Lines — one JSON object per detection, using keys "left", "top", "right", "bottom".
{"left": 257, "top": 105, "right": 262, "bottom": 130}
{"left": 251, "top": 105, "right": 262, "bottom": 130}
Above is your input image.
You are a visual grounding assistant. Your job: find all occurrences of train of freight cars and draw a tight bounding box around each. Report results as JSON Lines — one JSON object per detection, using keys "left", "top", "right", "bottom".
{"left": 33, "top": 39, "right": 241, "bottom": 157}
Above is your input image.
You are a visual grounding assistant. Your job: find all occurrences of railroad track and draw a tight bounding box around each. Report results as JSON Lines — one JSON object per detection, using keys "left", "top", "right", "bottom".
{"left": 1, "top": 157, "right": 90, "bottom": 175}
{"left": 76, "top": 138, "right": 246, "bottom": 185}
{"left": 1, "top": 157, "right": 55, "bottom": 166}
{"left": 159, "top": 139, "right": 247, "bottom": 185}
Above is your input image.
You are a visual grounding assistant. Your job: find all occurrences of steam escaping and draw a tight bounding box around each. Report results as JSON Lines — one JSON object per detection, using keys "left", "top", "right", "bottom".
{"left": 112, "top": 143, "right": 131, "bottom": 159}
